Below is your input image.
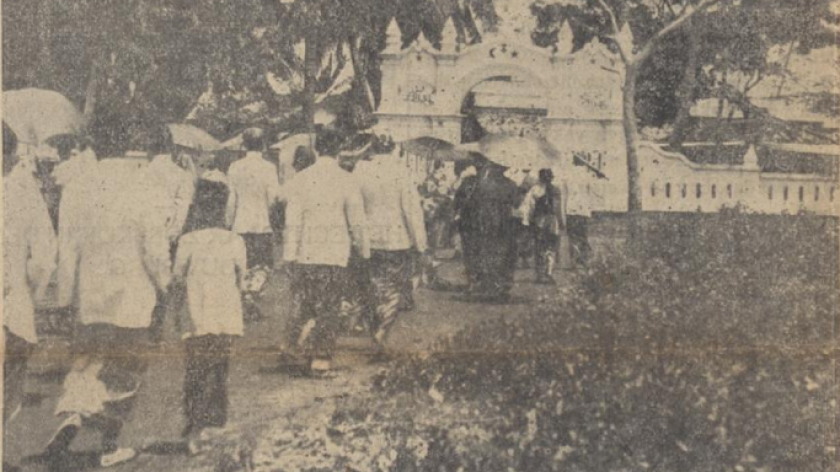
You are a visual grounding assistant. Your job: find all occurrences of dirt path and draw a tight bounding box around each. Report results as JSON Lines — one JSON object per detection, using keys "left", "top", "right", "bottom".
{"left": 7, "top": 258, "right": 577, "bottom": 472}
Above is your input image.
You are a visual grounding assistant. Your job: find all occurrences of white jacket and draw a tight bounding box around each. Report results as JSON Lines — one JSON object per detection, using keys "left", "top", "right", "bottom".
{"left": 4, "top": 165, "right": 57, "bottom": 343}
{"left": 226, "top": 152, "right": 280, "bottom": 235}
{"left": 148, "top": 154, "right": 196, "bottom": 241}
{"left": 355, "top": 158, "right": 427, "bottom": 253}
{"left": 283, "top": 157, "right": 369, "bottom": 267}
{"left": 52, "top": 149, "right": 98, "bottom": 188}
{"left": 57, "top": 158, "right": 171, "bottom": 328}
{"left": 174, "top": 228, "right": 246, "bottom": 338}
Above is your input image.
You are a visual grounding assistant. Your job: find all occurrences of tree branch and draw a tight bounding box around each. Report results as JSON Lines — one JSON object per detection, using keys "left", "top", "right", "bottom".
{"left": 663, "top": 0, "right": 677, "bottom": 18}
{"left": 596, "top": 0, "right": 629, "bottom": 61}
{"left": 744, "top": 69, "right": 763, "bottom": 94}
{"left": 634, "top": 0, "right": 721, "bottom": 63}
{"left": 597, "top": 0, "right": 620, "bottom": 36}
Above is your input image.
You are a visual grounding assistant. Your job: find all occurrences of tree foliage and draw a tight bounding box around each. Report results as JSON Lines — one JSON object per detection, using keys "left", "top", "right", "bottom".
{"left": 3, "top": 0, "right": 500, "bottom": 139}
{"left": 533, "top": 0, "right": 839, "bottom": 127}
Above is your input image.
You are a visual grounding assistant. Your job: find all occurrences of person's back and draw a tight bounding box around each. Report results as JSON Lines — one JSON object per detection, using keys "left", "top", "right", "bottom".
{"left": 148, "top": 152, "right": 195, "bottom": 241}
{"left": 226, "top": 128, "right": 279, "bottom": 271}
{"left": 175, "top": 228, "right": 245, "bottom": 337}
{"left": 532, "top": 183, "right": 561, "bottom": 230}
{"left": 474, "top": 165, "right": 519, "bottom": 236}
{"left": 70, "top": 158, "right": 171, "bottom": 327}
{"left": 356, "top": 158, "right": 425, "bottom": 252}
{"left": 53, "top": 147, "right": 98, "bottom": 189}
{"left": 227, "top": 154, "right": 278, "bottom": 233}
{"left": 283, "top": 157, "right": 365, "bottom": 267}
{"left": 4, "top": 158, "right": 57, "bottom": 345}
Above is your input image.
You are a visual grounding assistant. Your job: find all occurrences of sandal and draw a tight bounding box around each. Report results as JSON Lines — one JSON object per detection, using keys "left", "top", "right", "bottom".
{"left": 100, "top": 448, "right": 136, "bottom": 468}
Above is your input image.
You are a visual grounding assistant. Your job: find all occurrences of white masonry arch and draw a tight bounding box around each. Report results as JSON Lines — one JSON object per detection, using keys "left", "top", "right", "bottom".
{"left": 374, "top": 19, "right": 630, "bottom": 211}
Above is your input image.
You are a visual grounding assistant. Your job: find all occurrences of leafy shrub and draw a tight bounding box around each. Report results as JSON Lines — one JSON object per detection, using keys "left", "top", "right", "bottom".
{"left": 348, "top": 211, "right": 840, "bottom": 472}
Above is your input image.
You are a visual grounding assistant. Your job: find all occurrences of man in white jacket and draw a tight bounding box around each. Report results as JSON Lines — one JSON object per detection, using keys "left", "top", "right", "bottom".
{"left": 283, "top": 129, "right": 369, "bottom": 375}
{"left": 354, "top": 136, "right": 427, "bottom": 346}
{"left": 146, "top": 130, "right": 196, "bottom": 342}
{"left": 51, "top": 128, "right": 172, "bottom": 467}
{"left": 225, "top": 128, "right": 280, "bottom": 270}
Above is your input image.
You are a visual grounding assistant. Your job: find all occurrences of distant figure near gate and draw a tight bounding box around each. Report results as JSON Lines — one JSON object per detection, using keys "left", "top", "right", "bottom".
{"left": 455, "top": 155, "right": 519, "bottom": 302}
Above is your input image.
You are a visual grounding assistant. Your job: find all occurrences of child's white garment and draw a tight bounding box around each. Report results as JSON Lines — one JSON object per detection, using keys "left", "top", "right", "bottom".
{"left": 174, "top": 228, "right": 247, "bottom": 338}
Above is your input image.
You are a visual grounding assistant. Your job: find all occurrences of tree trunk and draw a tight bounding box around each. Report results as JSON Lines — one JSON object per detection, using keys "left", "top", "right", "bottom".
{"left": 623, "top": 64, "right": 642, "bottom": 214}
{"left": 669, "top": 20, "right": 700, "bottom": 149}
{"left": 35, "top": 0, "right": 55, "bottom": 89}
{"left": 713, "top": 66, "right": 729, "bottom": 149}
{"left": 303, "top": 33, "right": 319, "bottom": 135}
{"left": 83, "top": 62, "right": 100, "bottom": 129}
{"left": 348, "top": 34, "right": 375, "bottom": 112}
{"left": 622, "top": 63, "right": 645, "bottom": 246}
{"left": 775, "top": 41, "right": 796, "bottom": 98}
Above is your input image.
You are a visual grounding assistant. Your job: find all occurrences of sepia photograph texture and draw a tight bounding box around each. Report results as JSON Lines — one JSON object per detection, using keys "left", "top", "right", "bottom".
{"left": 2, "top": 0, "right": 839, "bottom": 471}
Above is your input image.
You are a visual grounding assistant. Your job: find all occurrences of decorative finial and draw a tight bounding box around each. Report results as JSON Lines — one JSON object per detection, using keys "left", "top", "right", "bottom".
{"left": 743, "top": 144, "right": 759, "bottom": 168}
{"left": 385, "top": 17, "right": 402, "bottom": 52}
{"left": 441, "top": 16, "right": 459, "bottom": 53}
{"left": 416, "top": 30, "right": 436, "bottom": 52}
{"left": 556, "top": 20, "right": 574, "bottom": 56}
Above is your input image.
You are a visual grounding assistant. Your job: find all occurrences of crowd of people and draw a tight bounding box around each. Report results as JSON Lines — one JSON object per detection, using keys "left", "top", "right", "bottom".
{"left": 3, "top": 120, "right": 597, "bottom": 469}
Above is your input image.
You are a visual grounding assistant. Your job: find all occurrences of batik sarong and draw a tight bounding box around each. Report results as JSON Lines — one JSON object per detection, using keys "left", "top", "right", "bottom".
{"left": 367, "top": 250, "right": 412, "bottom": 341}
{"left": 288, "top": 264, "right": 346, "bottom": 360}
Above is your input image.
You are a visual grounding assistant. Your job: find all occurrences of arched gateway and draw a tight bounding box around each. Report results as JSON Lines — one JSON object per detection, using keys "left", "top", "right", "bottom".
{"left": 374, "top": 19, "right": 839, "bottom": 216}
{"left": 374, "top": 19, "right": 630, "bottom": 211}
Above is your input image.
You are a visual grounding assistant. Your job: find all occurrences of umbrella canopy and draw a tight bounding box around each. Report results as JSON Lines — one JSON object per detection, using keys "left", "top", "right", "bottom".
{"left": 270, "top": 132, "right": 312, "bottom": 150}
{"left": 221, "top": 133, "right": 244, "bottom": 150}
{"left": 168, "top": 124, "right": 221, "bottom": 152}
{"left": 457, "top": 134, "right": 560, "bottom": 169}
{"left": 400, "top": 136, "right": 471, "bottom": 161}
{"left": 3, "top": 88, "right": 84, "bottom": 147}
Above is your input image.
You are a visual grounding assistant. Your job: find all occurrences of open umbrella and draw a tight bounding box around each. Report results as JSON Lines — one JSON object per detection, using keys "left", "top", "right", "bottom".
{"left": 400, "top": 136, "right": 471, "bottom": 161}
{"left": 221, "top": 132, "right": 244, "bottom": 150}
{"left": 457, "top": 134, "right": 560, "bottom": 169}
{"left": 168, "top": 124, "right": 221, "bottom": 152}
{"left": 3, "top": 88, "right": 84, "bottom": 147}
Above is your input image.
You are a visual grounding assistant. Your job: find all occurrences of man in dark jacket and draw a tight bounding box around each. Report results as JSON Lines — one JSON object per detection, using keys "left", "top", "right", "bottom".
{"left": 455, "top": 156, "right": 519, "bottom": 301}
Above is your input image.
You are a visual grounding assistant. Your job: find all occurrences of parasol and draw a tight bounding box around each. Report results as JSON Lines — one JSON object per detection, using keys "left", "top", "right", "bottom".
{"left": 457, "top": 134, "right": 560, "bottom": 169}
{"left": 270, "top": 132, "right": 312, "bottom": 151}
{"left": 3, "top": 88, "right": 84, "bottom": 147}
{"left": 168, "top": 124, "right": 221, "bottom": 152}
{"left": 400, "top": 136, "right": 471, "bottom": 161}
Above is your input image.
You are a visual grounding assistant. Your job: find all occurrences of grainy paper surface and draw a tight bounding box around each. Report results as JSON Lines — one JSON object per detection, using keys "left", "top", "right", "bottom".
{"left": 2, "top": 0, "right": 839, "bottom": 471}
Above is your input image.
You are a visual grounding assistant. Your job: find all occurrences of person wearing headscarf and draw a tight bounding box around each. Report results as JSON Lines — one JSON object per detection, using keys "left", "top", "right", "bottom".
{"left": 354, "top": 135, "right": 427, "bottom": 347}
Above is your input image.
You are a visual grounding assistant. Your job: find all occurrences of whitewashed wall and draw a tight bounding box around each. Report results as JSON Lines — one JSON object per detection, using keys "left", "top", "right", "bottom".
{"left": 639, "top": 143, "right": 839, "bottom": 216}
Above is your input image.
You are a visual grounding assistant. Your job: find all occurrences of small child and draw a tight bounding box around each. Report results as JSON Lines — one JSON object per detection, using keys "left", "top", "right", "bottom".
{"left": 173, "top": 176, "right": 246, "bottom": 442}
